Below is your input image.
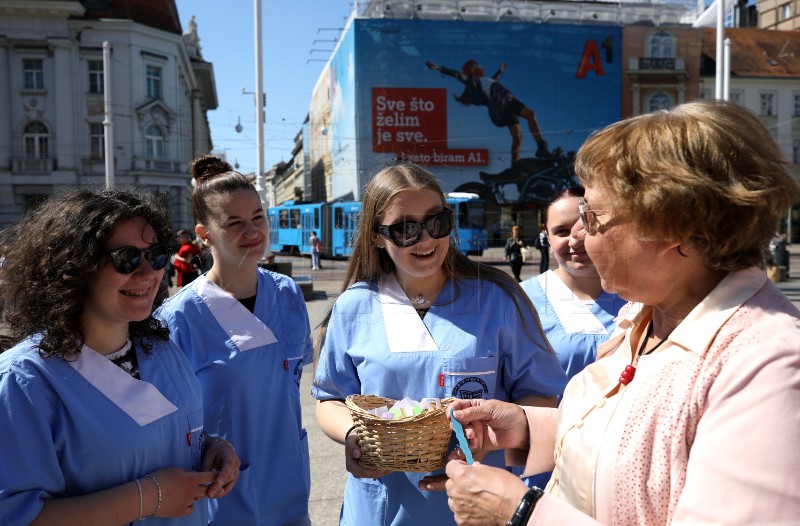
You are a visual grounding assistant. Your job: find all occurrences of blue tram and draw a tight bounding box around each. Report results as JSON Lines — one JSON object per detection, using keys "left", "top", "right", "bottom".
{"left": 267, "top": 193, "right": 486, "bottom": 258}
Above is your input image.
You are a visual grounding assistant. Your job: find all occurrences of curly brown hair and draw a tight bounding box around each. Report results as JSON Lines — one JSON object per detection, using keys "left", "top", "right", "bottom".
{"left": 574, "top": 100, "right": 799, "bottom": 272}
{"left": 0, "top": 188, "right": 172, "bottom": 357}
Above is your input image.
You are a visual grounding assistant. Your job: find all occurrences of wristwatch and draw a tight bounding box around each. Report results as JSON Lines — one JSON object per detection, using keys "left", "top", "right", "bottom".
{"left": 506, "top": 487, "right": 544, "bottom": 526}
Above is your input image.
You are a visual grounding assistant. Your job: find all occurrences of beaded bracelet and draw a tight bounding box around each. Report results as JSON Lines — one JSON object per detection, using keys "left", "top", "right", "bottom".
{"left": 133, "top": 478, "right": 143, "bottom": 521}
{"left": 144, "top": 474, "right": 162, "bottom": 517}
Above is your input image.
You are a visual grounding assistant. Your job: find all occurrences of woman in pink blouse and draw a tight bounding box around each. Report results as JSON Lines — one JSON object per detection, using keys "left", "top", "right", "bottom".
{"left": 432, "top": 100, "right": 800, "bottom": 525}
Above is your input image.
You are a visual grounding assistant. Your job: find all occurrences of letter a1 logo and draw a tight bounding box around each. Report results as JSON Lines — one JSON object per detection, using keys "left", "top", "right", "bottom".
{"left": 576, "top": 39, "right": 605, "bottom": 79}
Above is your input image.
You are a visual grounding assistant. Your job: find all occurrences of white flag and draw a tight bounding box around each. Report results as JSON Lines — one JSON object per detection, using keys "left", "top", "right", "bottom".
{"left": 693, "top": 0, "right": 735, "bottom": 28}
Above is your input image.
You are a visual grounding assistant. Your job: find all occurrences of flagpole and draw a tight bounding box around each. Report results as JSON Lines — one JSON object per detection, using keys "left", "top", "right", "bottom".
{"left": 723, "top": 38, "right": 731, "bottom": 101}
{"left": 715, "top": 0, "right": 724, "bottom": 99}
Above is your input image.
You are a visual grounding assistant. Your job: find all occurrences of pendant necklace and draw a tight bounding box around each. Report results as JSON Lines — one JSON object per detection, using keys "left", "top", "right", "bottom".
{"left": 619, "top": 321, "right": 674, "bottom": 385}
{"left": 414, "top": 294, "right": 426, "bottom": 306}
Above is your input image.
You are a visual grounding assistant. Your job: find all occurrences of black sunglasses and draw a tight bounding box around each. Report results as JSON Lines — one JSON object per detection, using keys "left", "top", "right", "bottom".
{"left": 376, "top": 209, "right": 454, "bottom": 248}
{"left": 104, "top": 244, "right": 171, "bottom": 274}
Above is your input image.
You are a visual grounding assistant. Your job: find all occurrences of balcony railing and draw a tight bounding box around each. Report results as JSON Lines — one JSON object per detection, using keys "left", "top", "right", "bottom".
{"left": 132, "top": 158, "right": 182, "bottom": 173}
{"left": 629, "top": 57, "right": 685, "bottom": 71}
{"left": 11, "top": 157, "right": 54, "bottom": 174}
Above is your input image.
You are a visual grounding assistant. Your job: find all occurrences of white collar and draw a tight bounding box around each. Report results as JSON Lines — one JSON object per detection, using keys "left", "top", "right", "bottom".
{"left": 194, "top": 274, "right": 278, "bottom": 352}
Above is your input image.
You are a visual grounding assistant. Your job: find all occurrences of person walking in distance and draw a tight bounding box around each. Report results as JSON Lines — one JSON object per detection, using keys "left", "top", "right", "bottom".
{"left": 505, "top": 225, "right": 525, "bottom": 282}
{"left": 534, "top": 226, "right": 550, "bottom": 274}
{"left": 310, "top": 230, "right": 323, "bottom": 271}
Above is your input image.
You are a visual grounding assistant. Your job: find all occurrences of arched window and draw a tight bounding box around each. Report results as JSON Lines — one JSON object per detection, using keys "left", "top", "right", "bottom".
{"left": 24, "top": 121, "right": 49, "bottom": 159}
{"left": 145, "top": 124, "right": 164, "bottom": 159}
{"left": 648, "top": 92, "right": 673, "bottom": 112}
{"left": 649, "top": 31, "right": 674, "bottom": 59}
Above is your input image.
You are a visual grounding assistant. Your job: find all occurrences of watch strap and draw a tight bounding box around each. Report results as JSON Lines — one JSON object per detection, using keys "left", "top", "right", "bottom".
{"left": 506, "top": 486, "right": 544, "bottom": 526}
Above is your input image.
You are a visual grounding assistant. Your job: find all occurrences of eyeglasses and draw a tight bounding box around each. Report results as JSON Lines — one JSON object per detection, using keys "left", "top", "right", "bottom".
{"left": 376, "top": 209, "right": 454, "bottom": 248}
{"left": 578, "top": 197, "right": 611, "bottom": 235}
{"left": 105, "top": 244, "right": 171, "bottom": 274}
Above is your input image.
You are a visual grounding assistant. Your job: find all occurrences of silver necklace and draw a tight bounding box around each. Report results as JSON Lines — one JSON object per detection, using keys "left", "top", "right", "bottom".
{"left": 414, "top": 294, "right": 426, "bottom": 305}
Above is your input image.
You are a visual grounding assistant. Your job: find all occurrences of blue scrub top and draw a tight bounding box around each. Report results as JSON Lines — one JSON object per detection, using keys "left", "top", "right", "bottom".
{"left": 519, "top": 270, "right": 625, "bottom": 489}
{"left": 313, "top": 276, "right": 567, "bottom": 526}
{"left": 521, "top": 271, "right": 625, "bottom": 382}
{"left": 157, "top": 268, "right": 313, "bottom": 526}
{"left": 0, "top": 336, "right": 206, "bottom": 526}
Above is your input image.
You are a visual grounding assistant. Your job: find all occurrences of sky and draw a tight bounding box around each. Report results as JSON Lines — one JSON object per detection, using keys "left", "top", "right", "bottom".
{"left": 174, "top": 0, "right": 355, "bottom": 174}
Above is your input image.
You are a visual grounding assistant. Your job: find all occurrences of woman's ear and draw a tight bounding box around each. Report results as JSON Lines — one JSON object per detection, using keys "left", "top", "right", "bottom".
{"left": 195, "top": 224, "right": 212, "bottom": 246}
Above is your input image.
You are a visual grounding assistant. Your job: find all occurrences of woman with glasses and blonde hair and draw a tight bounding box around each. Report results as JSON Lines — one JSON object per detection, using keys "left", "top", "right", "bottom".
{"left": 0, "top": 189, "right": 239, "bottom": 525}
{"left": 441, "top": 100, "right": 800, "bottom": 525}
{"left": 312, "top": 162, "right": 566, "bottom": 526}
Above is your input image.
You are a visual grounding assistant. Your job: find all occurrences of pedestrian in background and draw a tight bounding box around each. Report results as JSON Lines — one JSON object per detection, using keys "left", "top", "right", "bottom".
{"left": 504, "top": 225, "right": 525, "bottom": 281}
{"left": 0, "top": 188, "right": 239, "bottom": 525}
{"left": 310, "top": 230, "right": 323, "bottom": 270}
{"left": 173, "top": 229, "right": 200, "bottom": 287}
{"left": 443, "top": 100, "right": 800, "bottom": 525}
{"left": 312, "top": 163, "right": 566, "bottom": 526}
{"left": 534, "top": 225, "right": 549, "bottom": 274}
{"left": 157, "top": 155, "right": 313, "bottom": 526}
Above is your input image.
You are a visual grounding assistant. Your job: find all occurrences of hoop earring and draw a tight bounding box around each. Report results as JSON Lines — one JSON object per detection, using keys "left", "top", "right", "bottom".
{"left": 676, "top": 245, "right": 688, "bottom": 257}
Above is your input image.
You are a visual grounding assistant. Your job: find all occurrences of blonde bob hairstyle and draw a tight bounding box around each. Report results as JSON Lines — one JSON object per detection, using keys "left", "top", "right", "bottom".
{"left": 574, "top": 100, "right": 799, "bottom": 272}
{"left": 313, "top": 162, "right": 549, "bottom": 355}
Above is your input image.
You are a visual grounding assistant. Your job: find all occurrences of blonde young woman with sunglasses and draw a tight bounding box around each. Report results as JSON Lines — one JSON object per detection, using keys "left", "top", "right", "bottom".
{"left": 0, "top": 189, "right": 239, "bottom": 525}
{"left": 312, "top": 163, "right": 566, "bottom": 526}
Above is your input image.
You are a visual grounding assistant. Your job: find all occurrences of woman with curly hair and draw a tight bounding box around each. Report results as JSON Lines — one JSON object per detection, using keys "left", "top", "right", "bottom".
{"left": 0, "top": 188, "right": 239, "bottom": 525}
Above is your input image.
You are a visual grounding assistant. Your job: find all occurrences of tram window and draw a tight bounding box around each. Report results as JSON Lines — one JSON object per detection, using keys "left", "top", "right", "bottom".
{"left": 279, "top": 210, "right": 289, "bottom": 228}
{"left": 314, "top": 208, "right": 320, "bottom": 227}
{"left": 335, "top": 208, "right": 343, "bottom": 229}
{"left": 465, "top": 203, "right": 485, "bottom": 229}
{"left": 291, "top": 209, "right": 300, "bottom": 227}
{"left": 456, "top": 205, "right": 468, "bottom": 229}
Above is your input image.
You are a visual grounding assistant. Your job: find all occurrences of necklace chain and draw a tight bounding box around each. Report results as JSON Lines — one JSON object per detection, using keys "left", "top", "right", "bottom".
{"left": 637, "top": 321, "right": 674, "bottom": 357}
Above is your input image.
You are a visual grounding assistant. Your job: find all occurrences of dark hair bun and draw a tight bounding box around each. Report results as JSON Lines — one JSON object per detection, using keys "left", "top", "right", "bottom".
{"left": 191, "top": 155, "right": 234, "bottom": 184}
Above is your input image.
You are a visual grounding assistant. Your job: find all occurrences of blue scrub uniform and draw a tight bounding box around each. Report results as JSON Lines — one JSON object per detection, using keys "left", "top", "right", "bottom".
{"left": 519, "top": 270, "right": 625, "bottom": 488}
{"left": 157, "top": 269, "right": 313, "bottom": 526}
{"left": 0, "top": 336, "right": 206, "bottom": 526}
{"left": 312, "top": 275, "right": 567, "bottom": 526}
{"left": 521, "top": 270, "right": 625, "bottom": 382}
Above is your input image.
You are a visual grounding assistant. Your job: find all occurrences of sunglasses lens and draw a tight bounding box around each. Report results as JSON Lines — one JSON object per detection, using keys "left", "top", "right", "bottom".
{"left": 111, "top": 247, "right": 140, "bottom": 274}
{"left": 147, "top": 245, "right": 170, "bottom": 270}
{"left": 389, "top": 223, "right": 421, "bottom": 247}
{"left": 108, "top": 245, "right": 170, "bottom": 274}
{"left": 427, "top": 211, "right": 453, "bottom": 239}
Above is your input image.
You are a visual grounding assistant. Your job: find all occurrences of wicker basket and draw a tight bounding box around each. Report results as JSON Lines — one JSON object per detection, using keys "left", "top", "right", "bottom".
{"left": 345, "top": 394, "right": 456, "bottom": 473}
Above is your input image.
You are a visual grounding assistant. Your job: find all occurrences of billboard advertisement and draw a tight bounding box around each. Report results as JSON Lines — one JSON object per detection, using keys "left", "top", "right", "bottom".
{"left": 331, "top": 18, "right": 622, "bottom": 206}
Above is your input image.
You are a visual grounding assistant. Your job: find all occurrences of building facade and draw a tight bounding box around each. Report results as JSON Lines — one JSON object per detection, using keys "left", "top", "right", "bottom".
{"left": 758, "top": 0, "right": 799, "bottom": 29}
{"left": 0, "top": 0, "right": 217, "bottom": 230}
